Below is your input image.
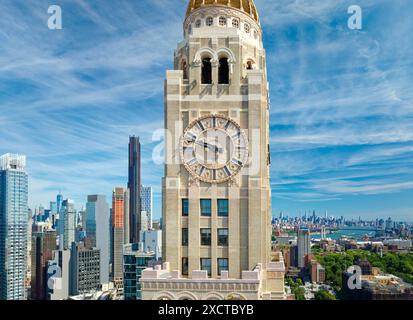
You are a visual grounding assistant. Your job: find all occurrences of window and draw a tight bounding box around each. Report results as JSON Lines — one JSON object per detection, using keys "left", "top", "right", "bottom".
{"left": 201, "top": 228, "right": 212, "bottom": 246}
{"left": 201, "top": 258, "right": 212, "bottom": 276}
{"left": 200, "top": 199, "right": 212, "bottom": 216}
{"left": 217, "top": 199, "right": 229, "bottom": 217}
{"left": 246, "top": 60, "right": 255, "bottom": 70}
{"left": 244, "top": 23, "right": 250, "bottom": 33}
{"left": 232, "top": 19, "right": 239, "bottom": 28}
{"left": 182, "top": 228, "right": 188, "bottom": 246}
{"left": 218, "top": 58, "right": 229, "bottom": 84}
{"left": 195, "top": 20, "right": 201, "bottom": 28}
{"left": 182, "top": 199, "right": 189, "bottom": 216}
{"left": 182, "top": 258, "right": 189, "bottom": 276}
{"left": 201, "top": 58, "right": 212, "bottom": 84}
{"left": 218, "top": 229, "right": 228, "bottom": 246}
{"left": 182, "top": 59, "right": 188, "bottom": 80}
{"left": 219, "top": 16, "right": 227, "bottom": 26}
{"left": 254, "top": 29, "right": 258, "bottom": 39}
{"left": 206, "top": 17, "right": 213, "bottom": 26}
{"left": 218, "top": 258, "right": 229, "bottom": 275}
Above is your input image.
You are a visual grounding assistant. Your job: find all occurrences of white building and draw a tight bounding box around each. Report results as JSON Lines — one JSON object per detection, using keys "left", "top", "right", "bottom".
{"left": 0, "top": 154, "right": 29, "bottom": 300}
{"left": 141, "top": 230, "right": 162, "bottom": 259}
{"left": 141, "top": 186, "right": 153, "bottom": 230}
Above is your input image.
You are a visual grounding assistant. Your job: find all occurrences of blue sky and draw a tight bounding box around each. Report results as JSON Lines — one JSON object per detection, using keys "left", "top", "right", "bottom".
{"left": 0, "top": 0, "right": 412, "bottom": 222}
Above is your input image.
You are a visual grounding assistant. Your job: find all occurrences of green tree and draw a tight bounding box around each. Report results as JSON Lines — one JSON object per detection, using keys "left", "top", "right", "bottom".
{"left": 315, "top": 290, "right": 336, "bottom": 300}
{"left": 294, "top": 287, "right": 306, "bottom": 300}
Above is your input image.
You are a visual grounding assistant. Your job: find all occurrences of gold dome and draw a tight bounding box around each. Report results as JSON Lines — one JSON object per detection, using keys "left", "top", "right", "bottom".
{"left": 186, "top": 0, "right": 259, "bottom": 24}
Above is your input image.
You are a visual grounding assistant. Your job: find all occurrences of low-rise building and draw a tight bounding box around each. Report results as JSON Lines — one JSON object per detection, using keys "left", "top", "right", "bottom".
{"left": 140, "top": 252, "right": 286, "bottom": 300}
{"left": 343, "top": 269, "right": 413, "bottom": 300}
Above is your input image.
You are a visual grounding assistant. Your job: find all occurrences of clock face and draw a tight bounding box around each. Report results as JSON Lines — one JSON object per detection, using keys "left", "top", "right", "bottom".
{"left": 181, "top": 114, "right": 249, "bottom": 184}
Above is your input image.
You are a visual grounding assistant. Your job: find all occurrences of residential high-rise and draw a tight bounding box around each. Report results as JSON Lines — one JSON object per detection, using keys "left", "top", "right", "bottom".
{"left": 128, "top": 136, "right": 141, "bottom": 244}
{"left": 86, "top": 195, "right": 110, "bottom": 284}
{"left": 111, "top": 187, "right": 125, "bottom": 288}
{"left": 70, "top": 242, "right": 101, "bottom": 296}
{"left": 124, "top": 189, "right": 130, "bottom": 244}
{"left": 140, "top": 211, "right": 148, "bottom": 234}
{"left": 58, "top": 199, "right": 76, "bottom": 250}
{"left": 298, "top": 227, "right": 311, "bottom": 269}
{"left": 0, "top": 153, "right": 29, "bottom": 300}
{"left": 27, "top": 209, "right": 33, "bottom": 299}
{"left": 141, "top": 186, "right": 153, "bottom": 230}
{"left": 31, "top": 230, "right": 57, "bottom": 300}
{"left": 141, "top": 0, "right": 285, "bottom": 300}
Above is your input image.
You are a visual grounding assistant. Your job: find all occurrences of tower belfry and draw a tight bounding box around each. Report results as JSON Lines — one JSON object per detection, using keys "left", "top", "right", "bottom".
{"left": 141, "top": 0, "right": 286, "bottom": 300}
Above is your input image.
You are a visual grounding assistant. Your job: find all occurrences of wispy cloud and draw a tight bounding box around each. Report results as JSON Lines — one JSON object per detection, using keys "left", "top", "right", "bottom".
{"left": 0, "top": 0, "right": 412, "bottom": 220}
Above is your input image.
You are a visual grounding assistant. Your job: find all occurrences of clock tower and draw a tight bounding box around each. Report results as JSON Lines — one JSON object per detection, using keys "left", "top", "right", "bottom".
{"left": 142, "top": 0, "right": 285, "bottom": 300}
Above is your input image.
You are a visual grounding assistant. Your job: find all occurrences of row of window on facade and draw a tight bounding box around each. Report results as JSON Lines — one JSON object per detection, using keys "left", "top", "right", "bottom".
{"left": 182, "top": 199, "right": 228, "bottom": 217}
{"left": 182, "top": 257, "right": 228, "bottom": 277}
{"left": 189, "top": 16, "right": 259, "bottom": 40}
{"left": 182, "top": 228, "right": 228, "bottom": 247}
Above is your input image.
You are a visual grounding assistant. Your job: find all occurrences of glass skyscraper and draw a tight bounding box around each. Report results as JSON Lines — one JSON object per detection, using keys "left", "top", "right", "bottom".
{"left": 85, "top": 195, "right": 110, "bottom": 284}
{"left": 58, "top": 199, "right": 76, "bottom": 250}
{"left": 128, "top": 136, "right": 141, "bottom": 244}
{"left": 56, "top": 193, "right": 63, "bottom": 214}
{"left": 0, "top": 154, "right": 28, "bottom": 300}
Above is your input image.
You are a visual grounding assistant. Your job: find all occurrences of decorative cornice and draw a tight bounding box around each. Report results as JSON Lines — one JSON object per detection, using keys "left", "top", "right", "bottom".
{"left": 184, "top": 6, "right": 261, "bottom": 35}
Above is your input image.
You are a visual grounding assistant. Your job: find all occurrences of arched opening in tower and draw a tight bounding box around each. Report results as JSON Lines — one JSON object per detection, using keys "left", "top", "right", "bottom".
{"left": 218, "top": 58, "right": 229, "bottom": 84}
{"left": 202, "top": 58, "right": 212, "bottom": 84}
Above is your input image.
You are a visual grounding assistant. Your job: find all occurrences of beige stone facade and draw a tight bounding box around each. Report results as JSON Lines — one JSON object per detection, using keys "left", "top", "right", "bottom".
{"left": 141, "top": 253, "right": 285, "bottom": 301}
{"left": 141, "top": 1, "right": 285, "bottom": 300}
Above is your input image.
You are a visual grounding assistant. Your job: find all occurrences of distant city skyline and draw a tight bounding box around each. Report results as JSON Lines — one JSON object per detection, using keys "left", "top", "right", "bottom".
{"left": 26, "top": 188, "right": 413, "bottom": 223}
{"left": 1, "top": 0, "right": 412, "bottom": 222}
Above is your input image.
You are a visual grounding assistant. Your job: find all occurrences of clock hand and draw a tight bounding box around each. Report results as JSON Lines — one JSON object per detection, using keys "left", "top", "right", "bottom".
{"left": 195, "top": 140, "right": 220, "bottom": 153}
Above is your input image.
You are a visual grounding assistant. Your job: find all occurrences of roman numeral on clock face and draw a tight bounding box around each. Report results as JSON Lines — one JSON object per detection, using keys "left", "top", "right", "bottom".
{"left": 187, "top": 158, "right": 197, "bottom": 166}
{"left": 232, "top": 159, "right": 243, "bottom": 166}
{"left": 196, "top": 121, "right": 205, "bottom": 131}
{"left": 185, "top": 133, "right": 197, "bottom": 142}
{"left": 232, "top": 132, "right": 241, "bottom": 139}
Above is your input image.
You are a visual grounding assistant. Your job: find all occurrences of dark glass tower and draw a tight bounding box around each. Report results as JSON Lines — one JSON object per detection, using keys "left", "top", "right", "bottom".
{"left": 128, "top": 136, "right": 141, "bottom": 244}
